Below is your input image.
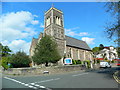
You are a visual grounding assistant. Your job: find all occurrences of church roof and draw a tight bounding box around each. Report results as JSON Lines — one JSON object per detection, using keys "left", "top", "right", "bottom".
{"left": 45, "top": 7, "right": 63, "bottom": 15}
{"left": 29, "top": 38, "right": 38, "bottom": 51}
{"left": 33, "top": 38, "right": 38, "bottom": 45}
{"left": 30, "top": 33, "right": 91, "bottom": 51}
{"left": 65, "top": 36, "right": 91, "bottom": 51}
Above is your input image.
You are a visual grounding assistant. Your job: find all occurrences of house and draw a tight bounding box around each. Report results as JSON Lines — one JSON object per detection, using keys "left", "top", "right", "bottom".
{"left": 96, "top": 46, "right": 118, "bottom": 61}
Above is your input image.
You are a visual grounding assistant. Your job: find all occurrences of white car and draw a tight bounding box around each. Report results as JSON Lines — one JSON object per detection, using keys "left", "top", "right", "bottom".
{"left": 100, "top": 62, "right": 111, "bottom": 68}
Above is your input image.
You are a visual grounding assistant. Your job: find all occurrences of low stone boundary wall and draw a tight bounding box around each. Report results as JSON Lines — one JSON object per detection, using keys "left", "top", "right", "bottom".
{"left": 2, "top": 65, "right": 83, "bottom": 75}
{"left": 92, "top": 64, "right": 100, "bottom": 69}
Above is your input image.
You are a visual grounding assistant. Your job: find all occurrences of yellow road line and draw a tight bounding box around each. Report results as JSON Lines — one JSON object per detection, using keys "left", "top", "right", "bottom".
{"left": 113, "top": 72, "right": 120, "bottom": 84}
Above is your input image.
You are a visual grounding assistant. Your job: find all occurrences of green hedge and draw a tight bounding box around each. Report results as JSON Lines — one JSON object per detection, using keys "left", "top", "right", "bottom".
{"left": 72, "top": 60, "right": 81, "bottom": 65}
{"left": 111, "top": 60, "right": 114, "bottom": 63}
{"left": 72, "top": 60, "right": 91, "bottom": 68}
{"left": 76, "top": 60, "right": 81, "bottom": 64}
{"left": 84, "top": 60, "right": 91, "bottom": 68}
{"left": 72, "top": 60, "right": 76, "bottom": 64}
{"left": 97, "top": 60, "right": 100, "bottom": 63}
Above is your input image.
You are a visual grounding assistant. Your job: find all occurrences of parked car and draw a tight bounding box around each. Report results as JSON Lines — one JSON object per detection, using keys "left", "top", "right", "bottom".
{"left": 114, "top": 59, "right": 120, "bottom": 66}
{"left": 116, "top": 61, "right": 120, "bottom": 66}
{"left": 100, "top": 61, "right": 111, "bottom": 68}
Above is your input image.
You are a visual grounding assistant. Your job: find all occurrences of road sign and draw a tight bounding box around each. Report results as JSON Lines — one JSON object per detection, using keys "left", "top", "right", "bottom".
{"left": 64, "top": 58, "right": 72, "bottom": 64}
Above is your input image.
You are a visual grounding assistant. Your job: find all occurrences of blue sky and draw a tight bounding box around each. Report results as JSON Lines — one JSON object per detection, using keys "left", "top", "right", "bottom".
{"left": 1, "top": 2, "right": 116, "bottom": 54}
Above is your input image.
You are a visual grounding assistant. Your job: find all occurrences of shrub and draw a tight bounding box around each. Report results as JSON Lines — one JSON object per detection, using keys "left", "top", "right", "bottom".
{"left": 105, "top": 60, "right": 111, "bottom": 63}
{"left": 11, "top": 51, "right": 31, "bottom": 68}
{"left": 85, "top": 60, "right": 91, "bottom": 68}
{"left": 1, "top": 57, "right": 11, "bottom": 70}
{"left": 76, "top": 60, "right": 81, "bottom": 64}
{"left": 72, "top": 60, "right": 82, "bottom": 65}
{"left": 81, "top": 61, "right": 84, "bottom": 65}
{"left": 111, "top": 60, "right": 115, "bottom": 63}
{"left": 97, "top": 60, "right": 100, "bottom": 63}
{"left": 72, "top": 59, "right": 76, "bottom": 64}
{"left": 2, "top": 63, "right": 9, "bottom": 70}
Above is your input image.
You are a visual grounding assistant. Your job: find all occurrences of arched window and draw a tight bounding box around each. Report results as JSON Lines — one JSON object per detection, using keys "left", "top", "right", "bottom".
{"left": 53, "top": 16, "right": 56, "bottom": 24}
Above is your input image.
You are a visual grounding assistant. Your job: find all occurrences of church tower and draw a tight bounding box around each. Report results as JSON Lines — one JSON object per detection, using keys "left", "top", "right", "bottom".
{"left": 44, "top": 6, "right": 65, "bottom": 63}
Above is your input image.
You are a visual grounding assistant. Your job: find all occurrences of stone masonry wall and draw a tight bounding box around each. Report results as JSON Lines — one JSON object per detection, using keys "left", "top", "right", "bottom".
{"left": 2, "top": 65, "right": 82, "bottom": 75}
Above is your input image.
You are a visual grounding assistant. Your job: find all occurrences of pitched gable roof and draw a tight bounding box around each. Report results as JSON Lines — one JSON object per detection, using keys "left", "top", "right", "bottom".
{"left": 33, "top": 38, "right": 38, "bottom": 45}
{"left": 30, "top": 33, "right": 91, "bottom": 51}
{"left": 65, "top": 36, "right": 91, "bottom": 51}
{"left": 29, "top": 37, "right": 38, "bottom": 51}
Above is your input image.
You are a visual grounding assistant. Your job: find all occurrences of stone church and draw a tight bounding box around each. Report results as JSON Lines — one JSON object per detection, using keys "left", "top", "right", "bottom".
{"left": 29, "top": 6, "right": 93, "bottom": 65}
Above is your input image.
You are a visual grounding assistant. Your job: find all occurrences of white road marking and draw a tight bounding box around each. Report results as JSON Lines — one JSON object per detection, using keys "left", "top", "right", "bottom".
{"left": 21, "top": 83, "right": 25, "bottom": 85}
{"left": 29, "top": 78, "right": 60, "bottom": 84}
{"left": 28, "top": 85, "right": 37, "bottom": 89}
{"left": 24, "top": 84, "right": 29, "bottom": 86}
{"left": 33, "top": 84, "right": 46, "bottom": 88}
{"left": 40, "top": 86, "right": 46, "bottom": 88}
{"left": 31, "top": 83, "right": 35, "bottom": 85}
{"left": 72, "top": 73, "right": 88, "bottom": 77}
{"left": 4, "top": 77, "right": 47, "bottom": 89}
{"left": 34, "top": 84, "right": 40, "bottom": 87}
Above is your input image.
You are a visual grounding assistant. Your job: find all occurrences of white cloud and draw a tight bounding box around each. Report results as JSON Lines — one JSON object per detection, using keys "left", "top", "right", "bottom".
{"left": 40, "top": 23, "right": 44, "bottom": 28}
{"left": 65, "top": 27, "right": 89, "bottom": 37}
{"left": 65, "top": 29, "right": 71, "bottom": 32}
{"left": 67, "top": 31, "right": 76, "bottom": 36}
{"left": 81, "top": 37, "right": 95, "bottom": 45}
{"left": 31, "top": 20, "right": 39, "bottom": 25}
{"left": 71, "top": 27, "right": 80, "bottom": 30}
{"left": 2, "top": 40, "right": 31, "bottom": 55}
{"left": 0, "top": 11, "right": 39, "bottom": 54}
{"left": 33, "top": 15, "right": 38, "bottom": 17}
{"left": 65, "top": 28, "right": 76, "bottom": 36}
{"left": 9, "top": 40, "right": 31, "bottom": 55}
{"left": 78, "top": 32, "right": 88, "bottom": 36}
{"left": 2, "top": 40, "right": 9, "bottom": 46}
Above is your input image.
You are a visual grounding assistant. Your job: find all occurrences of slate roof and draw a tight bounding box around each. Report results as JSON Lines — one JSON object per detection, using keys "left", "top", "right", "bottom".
{"left": 65, "top": 35, "right": 91, "bottom": 51}
{"left": 32, "top": 38, "right": 38, "bottom": 45}
{"left": 30, "top": 33, "right": 91, "bottom": 51}
{"left": 30, "top": 38, "right": 38, "bottom": 51}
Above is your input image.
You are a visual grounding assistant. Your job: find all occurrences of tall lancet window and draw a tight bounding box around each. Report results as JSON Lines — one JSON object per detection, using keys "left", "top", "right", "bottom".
{"left": 53, "top": 16, "right": 56, "bottom": 24}
{"left": 55, "top": 16, "right": 61, "bottom": 26}
{"left": 46, "top": 17, "right": 51, "bottom": 27}
{"left": 58, "top": 18, "right": 61, "bottom": 25}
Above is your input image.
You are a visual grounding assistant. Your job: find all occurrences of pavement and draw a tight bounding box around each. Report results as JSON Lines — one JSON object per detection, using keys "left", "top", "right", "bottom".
{"left": 1, "top": 67, "right": 120, "bottom": 90}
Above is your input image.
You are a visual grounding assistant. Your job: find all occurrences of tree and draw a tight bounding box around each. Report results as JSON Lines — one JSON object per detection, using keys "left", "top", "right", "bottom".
{"left": 0, "top": 43, "right": 12, "bottom": 57}
{"left": 0, "top": 43, "right": 12, "bottom": 69}
{"left": 105, "top": 2, "right": 120, "bottom": 43}
{"left": 1, "top": 57, "right": 11, "bottom": 70}
{"left": 10, "top": 51, "right": 31, "bottom": 68}
{"left": 99, "top": 44, "right": 104, "bottom": 51}
{"left": 92, "top": 47, "right": 99, "bottom": 54}
{"left": 116, "top": 47, "right": 120, "bottom": 58}
{"left": 105, "top": 2, "right": 120, "bottom": 60}
{"left": 32, "top": 35, "right": 61, "bottom": 66}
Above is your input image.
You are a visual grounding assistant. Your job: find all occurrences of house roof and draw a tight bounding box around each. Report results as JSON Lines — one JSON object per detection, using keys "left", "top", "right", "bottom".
{"left": 65, "top": 35, "right": 91, "bottom": 51}
{"left": 95, "top": 58, "right": 104, "bottom": 60}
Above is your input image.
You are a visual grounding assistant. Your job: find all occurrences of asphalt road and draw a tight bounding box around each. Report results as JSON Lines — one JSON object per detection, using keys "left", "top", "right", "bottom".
{"left": 2, "top": 67, "right": 120, "bottom": 90}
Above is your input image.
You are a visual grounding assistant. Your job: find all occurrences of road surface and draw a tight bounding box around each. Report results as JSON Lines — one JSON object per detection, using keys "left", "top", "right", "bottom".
{"left": 2, "top": 67, "right": 120, "bottom": 90}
